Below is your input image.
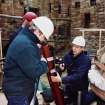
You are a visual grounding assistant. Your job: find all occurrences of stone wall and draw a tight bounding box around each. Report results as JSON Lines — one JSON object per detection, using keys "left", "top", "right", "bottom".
{"left": 0, "top": 0, "right": 24, "bottom": 57}
{"left": 1, "top": 0, "right": 105, "bottom": 55}
{"left": 0, "top": 0, "right": 71, "bottom": 57}
{"left": 71, "top": 0, "right": 105, "bottom": 54}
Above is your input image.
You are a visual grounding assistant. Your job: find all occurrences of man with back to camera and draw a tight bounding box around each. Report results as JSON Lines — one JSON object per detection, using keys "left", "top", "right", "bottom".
{"left": 2, "top": 16, "right": 54, "bottom": 105}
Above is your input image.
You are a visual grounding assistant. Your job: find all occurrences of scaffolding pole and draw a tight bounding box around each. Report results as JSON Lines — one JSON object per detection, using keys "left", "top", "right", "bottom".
{"left": 0, "top": 29, "right": 3, "bottom": 70}
{"left": 0, "top": 14, "right": 22, "bottom": 19}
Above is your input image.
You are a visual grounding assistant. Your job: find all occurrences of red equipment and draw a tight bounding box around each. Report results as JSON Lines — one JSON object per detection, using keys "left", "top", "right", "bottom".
{"left": 41, "top": 44, "right": 64, "bottom": 105}
{"left": 23, "top": 12, "right": 37, "bottom": 22}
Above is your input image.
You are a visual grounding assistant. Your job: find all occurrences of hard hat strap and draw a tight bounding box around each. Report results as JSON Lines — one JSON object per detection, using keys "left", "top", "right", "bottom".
{"left": 31, "top": 23, "right": 43, "bottom": 35}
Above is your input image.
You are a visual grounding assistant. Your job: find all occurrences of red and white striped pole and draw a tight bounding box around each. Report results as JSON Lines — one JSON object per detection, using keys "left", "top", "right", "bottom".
{"left": 41, "top": 44, "right": 64, "bottom": 105}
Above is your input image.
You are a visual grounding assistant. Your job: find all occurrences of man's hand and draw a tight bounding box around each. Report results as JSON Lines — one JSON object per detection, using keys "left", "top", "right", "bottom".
{"left": 51, "top": 71, "right": 62, "bottom": 83}
{"left": 41, "top": 56, "right": 47, "bottom": 63}
{"left": 59, "top": 63, "right": 65, "bottom": 71}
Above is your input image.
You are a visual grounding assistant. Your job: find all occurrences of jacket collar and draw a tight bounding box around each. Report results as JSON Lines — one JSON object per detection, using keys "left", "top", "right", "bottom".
{"left": 69, "top": 50, "right": 86, "bottom": 59}
{"left": 21, "top": 26, "right": 40, "bottom": 44}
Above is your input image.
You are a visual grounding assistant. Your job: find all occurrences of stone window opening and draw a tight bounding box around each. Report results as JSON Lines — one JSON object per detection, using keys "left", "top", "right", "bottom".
{"left": 75, "top": 2, "right": 80, "bottom": 8}
{"left": 1, "top": 0, "right": 5, "bottom": 3}
{"left": 90, "top": 0, "right": 96, "bottom": 6}
{"left": 48, "top": 2, "right": 51, "bottom": 13}
{"left": 54, "top": 1, "right": 61, "bottom": 14}
{"left": 84, "top": 13, "right": 90, "bottom": 28}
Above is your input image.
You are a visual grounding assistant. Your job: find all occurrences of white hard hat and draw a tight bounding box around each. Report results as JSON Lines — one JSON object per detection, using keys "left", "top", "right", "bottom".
{"left": 32, "top": 16, "right": 54, "bottom": 40}
{"left": 72, "top": 36, "right": 86, "bottom": 47}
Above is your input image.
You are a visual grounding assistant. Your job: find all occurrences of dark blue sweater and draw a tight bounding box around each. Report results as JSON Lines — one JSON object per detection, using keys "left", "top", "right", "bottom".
{"left": 2, "top": 26, "right": 48, "bottom": 97}
{"left": 62, "top": 51, "right": 91, "bottom": 91}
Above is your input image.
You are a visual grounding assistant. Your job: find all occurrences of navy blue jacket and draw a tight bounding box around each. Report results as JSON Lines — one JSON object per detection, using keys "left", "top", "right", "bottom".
{"left": 4, "top": 27, "right": 22, "bottom": 56}
{"left": 2, "top": 26, "right": 48, "bottom": 98}
{"left": 62, "top": 51, "right": 91, "bottom": 91}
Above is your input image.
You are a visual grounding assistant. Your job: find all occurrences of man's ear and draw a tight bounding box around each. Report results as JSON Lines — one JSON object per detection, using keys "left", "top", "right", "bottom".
{"left": 81, "top": 47, "right": 85, "bottom": 51}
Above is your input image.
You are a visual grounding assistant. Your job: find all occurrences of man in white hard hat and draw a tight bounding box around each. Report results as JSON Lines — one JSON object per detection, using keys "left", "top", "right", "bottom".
{"left": 51, "top": 36, "right": 91, "bottom": 105}
{"left": 2, "top": 16, "right": 54, "bottom": 105}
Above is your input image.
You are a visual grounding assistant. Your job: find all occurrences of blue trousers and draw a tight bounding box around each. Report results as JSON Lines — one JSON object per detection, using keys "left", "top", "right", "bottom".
{"left": 81, "top": 90, "right": 97, "bottom": 105}
{"left": 64, "top": 90, "right": 97, "bottom": 105}
{"left": 7, "top": 96, "right": 30, "bottom": 105}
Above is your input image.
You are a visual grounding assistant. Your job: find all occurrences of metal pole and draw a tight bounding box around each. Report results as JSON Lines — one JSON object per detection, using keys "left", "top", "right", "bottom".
{"left": 99, "top": 30, "right": 102, "bottom": 50}
{"left": 77, "top": 91, "right": 82, "bottom": 105}
{"left": 81, "top": 30, "right": 85, "bottom": 37}
{"left": 0, "top": 29, "right": 3, "bottom": 70}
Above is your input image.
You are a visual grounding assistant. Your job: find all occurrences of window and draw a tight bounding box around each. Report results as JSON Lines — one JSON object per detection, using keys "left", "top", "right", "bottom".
{"left": 54, "top": 1, "right": 61, "bottom": 14}
{"left": 1, "top": 0, "right": 5, "bottom": 3}
{"left": 67, "top": 6, "right": 70, "bottom": 16}
{"left": 48, "top": 2, "right": 51, "bottom": 13}
{"left": 24, "top": 7, "right": 40, "bottom": 16}
{"left": 19, "top": 1, "right": 24, "bottom": 6}
{"left": 58, "top": 3, "right": 61, "bottom": 14}
{"left": 84, "top": 13, "right": 90, "bottom": 28}
{"left": 75, "top": 2, "right": 80, "bottom": 8}
{"left": 90, "top": 0, "right": 96, "bottom": 6}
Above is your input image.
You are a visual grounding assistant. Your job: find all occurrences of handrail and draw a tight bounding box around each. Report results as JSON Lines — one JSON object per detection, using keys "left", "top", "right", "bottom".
{"left": 0, "top": 14, "right": 22, "bottom": 19}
